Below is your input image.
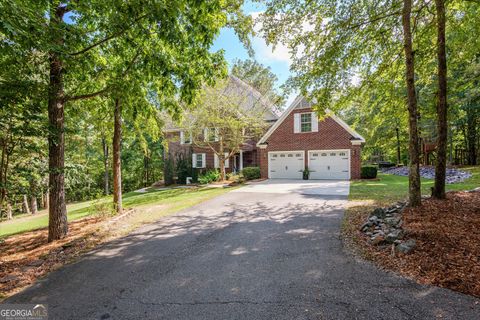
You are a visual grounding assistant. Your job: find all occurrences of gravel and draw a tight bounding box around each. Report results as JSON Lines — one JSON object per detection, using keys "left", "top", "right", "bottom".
{"left": 382, "top": 166, "right": 472, "bottom": 184}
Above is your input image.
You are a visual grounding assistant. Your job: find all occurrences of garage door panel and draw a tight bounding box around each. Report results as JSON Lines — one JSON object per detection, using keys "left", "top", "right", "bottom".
{"left": 269, "top": 152, "right": 304, "bottom": 179}
{"left": 308, "top": 150, "right": 350, "bottom": 180}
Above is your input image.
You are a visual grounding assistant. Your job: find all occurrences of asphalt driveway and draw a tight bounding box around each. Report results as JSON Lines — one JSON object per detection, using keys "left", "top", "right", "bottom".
{"left": 6, "top": 180, "right": 478, "bottom": 319}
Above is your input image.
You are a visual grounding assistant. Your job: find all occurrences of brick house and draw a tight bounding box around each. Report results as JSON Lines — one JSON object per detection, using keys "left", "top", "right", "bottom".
{"left": 165, "top": 79, "right": 364, "bottom": 180}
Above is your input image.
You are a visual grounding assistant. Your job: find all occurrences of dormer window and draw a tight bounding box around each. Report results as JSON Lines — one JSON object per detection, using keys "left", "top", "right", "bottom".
{"left": 180, "top": 131, "right": 192, "bottom": 144}
{"left": 300, "top": 113, "right": 312, "bottom": 132}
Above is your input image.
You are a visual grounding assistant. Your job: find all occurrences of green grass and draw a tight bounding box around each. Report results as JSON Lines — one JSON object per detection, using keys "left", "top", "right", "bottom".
{"left": 0, "top": 186, "right": 233, "bottom": 238}
{"left": 349, "top": 166, "right": 480, "bottom": 205}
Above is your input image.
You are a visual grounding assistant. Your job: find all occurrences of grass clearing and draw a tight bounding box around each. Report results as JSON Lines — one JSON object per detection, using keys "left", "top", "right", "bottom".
{"left": 0, "top": 186, "right": 234, "bottom": 238}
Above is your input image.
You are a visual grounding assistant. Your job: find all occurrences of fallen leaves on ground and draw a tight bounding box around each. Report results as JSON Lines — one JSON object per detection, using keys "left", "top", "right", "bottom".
{"left": 345, "top": 191, "right": 480, "bottom": 298}
{"left": 0, "top": 209, "right": 136, "bottom": 300}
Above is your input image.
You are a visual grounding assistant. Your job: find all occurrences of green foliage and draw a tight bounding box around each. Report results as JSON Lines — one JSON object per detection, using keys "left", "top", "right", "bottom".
{"left": 360, "top": 166, "right": 378, "bottom": 179}
{"left": 164, "top": 156, "right": 175, "bottom": 186}
{"left": 241, "top": 167, "right": 261, "bottom": 180}
{"left": 175, "top": 152, "right": 193, "bottom": 185}
{"left": 198, "top": 170, "right": 221, "bottom": 184}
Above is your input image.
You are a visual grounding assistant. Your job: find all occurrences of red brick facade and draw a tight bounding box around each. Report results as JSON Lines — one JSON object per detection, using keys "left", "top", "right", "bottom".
{"left": 166, "top": 107, "right": 363, "bottom": 180}
{"left": 258, "top": 107, "right": 362, "bottom": 179}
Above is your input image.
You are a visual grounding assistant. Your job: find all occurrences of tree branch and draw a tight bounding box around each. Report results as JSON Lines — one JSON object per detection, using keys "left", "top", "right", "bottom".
{"left": 65, "top": 87, "right": 109, "bottom": 102}
{"left": 68, "top": 14, "right": 147, "bottom": 56}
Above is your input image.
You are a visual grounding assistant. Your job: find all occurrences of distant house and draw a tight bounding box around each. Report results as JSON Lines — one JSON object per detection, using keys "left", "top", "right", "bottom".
{"left": 164, "top": 77, "right": 365, "bottom": 180}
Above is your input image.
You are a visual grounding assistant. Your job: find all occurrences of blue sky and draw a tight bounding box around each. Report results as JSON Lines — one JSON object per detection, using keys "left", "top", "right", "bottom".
{"left": 211, "top": 2, "right": 296, "bottom": 106}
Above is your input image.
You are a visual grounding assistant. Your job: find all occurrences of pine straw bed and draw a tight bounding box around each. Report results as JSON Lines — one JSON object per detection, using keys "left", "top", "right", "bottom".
{"left": 344, "top": 191, "right": 480, "bottom": 298}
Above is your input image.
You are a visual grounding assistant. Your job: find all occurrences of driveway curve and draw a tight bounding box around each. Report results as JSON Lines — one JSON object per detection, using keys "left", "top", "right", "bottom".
{"left": 6, "top": 181, "right": 478, "bottom": 319}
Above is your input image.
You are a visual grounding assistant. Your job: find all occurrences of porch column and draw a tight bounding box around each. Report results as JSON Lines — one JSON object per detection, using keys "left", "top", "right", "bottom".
{"left": 239, "top": 150, "right": 243, "bottom": 171}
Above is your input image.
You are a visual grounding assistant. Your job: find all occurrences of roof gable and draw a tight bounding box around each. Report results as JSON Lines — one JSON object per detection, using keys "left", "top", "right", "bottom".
{"left": 256, "top": 96, "right": 365, "bottom": 146}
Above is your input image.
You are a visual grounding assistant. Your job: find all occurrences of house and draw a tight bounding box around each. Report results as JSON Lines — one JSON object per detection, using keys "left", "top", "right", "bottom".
{"left": 165, "top": 78, "right": 365, "bottom": 180}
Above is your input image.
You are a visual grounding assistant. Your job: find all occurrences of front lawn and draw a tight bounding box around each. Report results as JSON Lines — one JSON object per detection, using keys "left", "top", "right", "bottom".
{"left": 0, "top": 187, "right": 232, "bottom": 238}
{"left": 349, "top": 166, "right": 480, "bottom": 205}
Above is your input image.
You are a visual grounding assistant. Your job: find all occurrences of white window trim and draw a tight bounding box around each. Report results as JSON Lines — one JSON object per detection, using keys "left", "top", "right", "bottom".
{"left": 214, "top": 153, "right": 230, "bottom": 168}
{"left": 192, "top": 153, "right": 206, "bottom": 168}
{"left": 299, "top": 112, "right": 313, "bottom": 133}
{"left": 180, "top": 131, "right": 192, "bottom": 145}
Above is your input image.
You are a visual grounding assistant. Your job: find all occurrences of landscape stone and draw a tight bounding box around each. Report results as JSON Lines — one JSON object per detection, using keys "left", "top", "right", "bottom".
{"left": 396, "top": 239, "right": 416, "bottom": 254}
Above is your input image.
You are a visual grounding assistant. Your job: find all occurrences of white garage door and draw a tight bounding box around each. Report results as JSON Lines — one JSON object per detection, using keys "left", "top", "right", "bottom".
{"left": 308, "top": 150, "right": 350, "bottom": 180}
{"left": 269, "top": 151, "right": 304, "bottom": 179}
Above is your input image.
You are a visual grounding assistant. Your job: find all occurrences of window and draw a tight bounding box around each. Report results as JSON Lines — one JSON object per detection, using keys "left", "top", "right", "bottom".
{"left": 204, "top": 128, "right": 217, "bottom": 142}
{"left": 330, "top": 152, "right": 336, "bottom": 156}
{"left": 296, "top": 153, "right": 302, "bottom": 157}
{"left": 312, "top": 153, "right": 319, "bottom": 157}
{"left": 280, "top": 154, "right": 285, "bottom": 157}
{"left": 300, "top": 113, "right": 312, "bottom": 132}
{"left": 196, "top": 154, "right": 203, "bottom": 168}
{"left": 288, "top": 154, "right": 293, "bottom": 157}
{"left": 321, "top": 153, "right": 327, "bottom": 156}
{"left": 272, "top": 154, "right": 278, "bottom": 158}
{"left": 339, "top": 152, "right": 346, "bottom": 156}
{"left": 180, "top": 131, "right": 192, "bottom": 144}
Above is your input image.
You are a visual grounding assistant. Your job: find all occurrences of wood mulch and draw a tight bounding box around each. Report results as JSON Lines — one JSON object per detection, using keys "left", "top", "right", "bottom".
{"left": 345, "top": 191, "right": 480, "bottom": 298}
{"left": 0, "top": 216, "right": 114, "bottom": 300}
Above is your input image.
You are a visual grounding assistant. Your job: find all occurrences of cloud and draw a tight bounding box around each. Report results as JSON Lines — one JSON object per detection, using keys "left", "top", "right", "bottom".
{"left": 250, "top": 12, "right": 293, "bottom": 66}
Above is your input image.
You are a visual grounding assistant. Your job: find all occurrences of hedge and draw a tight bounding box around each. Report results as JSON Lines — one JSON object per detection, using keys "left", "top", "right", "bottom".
{"left": 241, "top": 167, "right": 261, "bottom": 180}
{"left": 361, "top": 166, "right": 378, "bottom": 179}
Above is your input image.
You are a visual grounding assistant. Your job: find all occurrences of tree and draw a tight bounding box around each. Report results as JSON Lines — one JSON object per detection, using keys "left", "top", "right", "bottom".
{"left": 432, "top": 0, "right": 448, "bottom": 199}
{"left": 231, "top": 59, "right": 284, "bottom": 106}
{"left": 402, "top": 0, "right": 422, "bottom": 206}
{"left": 1, "top": 0, "right": 253, "bottom": 240}
{"left": 179, "top": 77, "right": 269, "bottom": 180}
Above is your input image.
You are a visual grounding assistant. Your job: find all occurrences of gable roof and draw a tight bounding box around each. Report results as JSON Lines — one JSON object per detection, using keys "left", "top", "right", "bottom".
{"left": 163, "top": 76, "right": 280, "bottom": 132}
{"left": 256, "top": 96, "right": 365, "bottom": 146}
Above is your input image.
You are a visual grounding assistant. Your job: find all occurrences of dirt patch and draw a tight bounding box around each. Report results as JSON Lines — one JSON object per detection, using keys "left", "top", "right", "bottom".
{"left": 344, "top": 191, "right": 480, "bottom": 298}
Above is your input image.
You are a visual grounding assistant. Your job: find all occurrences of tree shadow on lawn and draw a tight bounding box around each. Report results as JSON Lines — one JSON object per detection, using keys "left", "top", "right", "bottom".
{"left": 6, "top": 193, "right": 479, "bottom": 319}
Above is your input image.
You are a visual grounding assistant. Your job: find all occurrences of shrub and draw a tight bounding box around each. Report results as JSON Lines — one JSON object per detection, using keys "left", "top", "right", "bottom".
{"left": 164, "top": 155, "right": 175, "bottom": 186}
{"left": 361, "top": 166, "right": 378, "bottom": 179}
{"left": 241, "top": 167, "right": 261, "bottom": 180}
{"left": 198, "top": 170, "right": 221, "bottom": 184}
{"left": 176, "top": 152, "right": 192, "bottom": 184}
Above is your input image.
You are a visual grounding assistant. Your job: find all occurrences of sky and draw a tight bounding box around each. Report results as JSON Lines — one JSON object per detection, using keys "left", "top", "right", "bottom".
{"left": 210, "top": 2, "right": 297, "bottom": 107}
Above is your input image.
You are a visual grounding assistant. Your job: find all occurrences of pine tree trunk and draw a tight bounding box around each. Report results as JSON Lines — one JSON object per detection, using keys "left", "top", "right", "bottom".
{"left": 22, "top": 195, "right": 31, "bottom": 214}
{"left": 30, "top": 196, "right": 38, "bottom": 214}
{"left": 466, "top": 106, "right": 478, "bottom": 165}
{"left": 396, "top": 127, "right": 401, "bottom": 165}
{"left": 44, "top": 190, "right": 49, "bottom": 210}
{"left": 113, "top": 98, "right": 123, "bottom": 214}
{"left": 218, "top": 138, "right": 225, "bottom": 181}
{"left": 402, "top": 0, "right": 422, "bottom": 207}
{"left": 102, "top": 136, "right": 109, "bottom": 195}
{"left": 47, "top": 4, "right": 68, "bottom": 242}
{"left": 432, "top": 0, "right": 448, "bottom": 199}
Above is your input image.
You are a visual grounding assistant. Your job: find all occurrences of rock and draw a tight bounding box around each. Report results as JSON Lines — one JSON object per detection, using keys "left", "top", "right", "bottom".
{"left": 368, "top": 215, "right": 378, "bottom": 223}
{"left": 360, "top": 221, "right": 373, "bottom": 231}
{"left": 396, "top": 239, "right": 416, "bottom": 254}
{"left": 28, "top": 259, "right": 44, "bottom": 267}
{"left": 365, "top": 232, "right": 373, "bottom": 236}
{"left": 372, "top": 208, "right": 386, "bottom": 219}
{"left": 385, "top": 216, "right": 401, "bottom": 227}
{"left": 370, "top": 233, "right": 385, "bottom": 245}
{"left": 386, "top": 229, "right": 404, "bottom": 243}
{"left": 0, "top": 275, "right": 19, "bottom": 283}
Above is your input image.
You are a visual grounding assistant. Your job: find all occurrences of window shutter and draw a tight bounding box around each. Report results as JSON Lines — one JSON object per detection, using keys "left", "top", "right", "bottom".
{"left": 294, "top": 113, "right": 300, "bottom": 133}
{"left": 192, "top": 153, "right": 197, "bottom": 168}
{"left": 203, "top": 128, "right": 208, "bottom": 142}
{"left": 201, "top": 153, "right": 206, "bottom": 168}
{"left": 311, "top": 112, "right": 319, "bottom": 132}
{"left": 180, "top": 131, "right": 185, "bottom": 144}
{"left": 214, "top": 154, "right": 219, "bottom": 168}
{"left": 224, "top": 153, "right": 229, "bottom": 168}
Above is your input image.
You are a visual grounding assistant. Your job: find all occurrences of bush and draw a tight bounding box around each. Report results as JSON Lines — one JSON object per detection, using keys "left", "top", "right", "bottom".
{"left": 198, "top": 170, "right": 221, "bottom": 184}
{"left": 241, "top": 167, "right": 261, "bottom": 180}
{"left": 176, "top": 152, "right": 192, "bottom": 184}
{"left": 361, "top": 166, "right": 378, "bottom": 179}
{"left": 164, "top": 155, "right": 175, "bottom": 186}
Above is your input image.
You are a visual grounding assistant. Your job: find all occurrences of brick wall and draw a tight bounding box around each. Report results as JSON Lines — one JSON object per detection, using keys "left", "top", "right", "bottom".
{"left": 259, "top": 107, "right": 362, "bottom": 179}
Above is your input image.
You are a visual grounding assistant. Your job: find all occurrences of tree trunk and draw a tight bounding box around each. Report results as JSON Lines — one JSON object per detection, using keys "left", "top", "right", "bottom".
{"left": 44, "top": 190, "right": 49, "bottom": 210}
{"left": 432, "top": 0, "right": 448, "bottom": 199}
{"left": 47, "top": 4, "right": 68, "bottom": 242}
{"left": 6, "top": 202, "right": 12, "bottom": 220}
{"left": 396, "top": 127, "right": 401, "bottom": 165}
{"left": 22, "top": 195, "right": 31, "bottom": 214}
{"left": 102, "top": 136, "right": 109, "bottom": 195}
{"left": 30, "top": 196, "right": 38, "bottom": 214}
{"left": 218, "top": 137, "right": 226, "bottom": 181}
{"left": 113, "top": 98, "right": 123, "bottom": 214}
{"left": 402, "top": 0, "right": 422, "bottom": 207}
{"left": 466, "top": 106, "right": 478, "bottom": 165}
